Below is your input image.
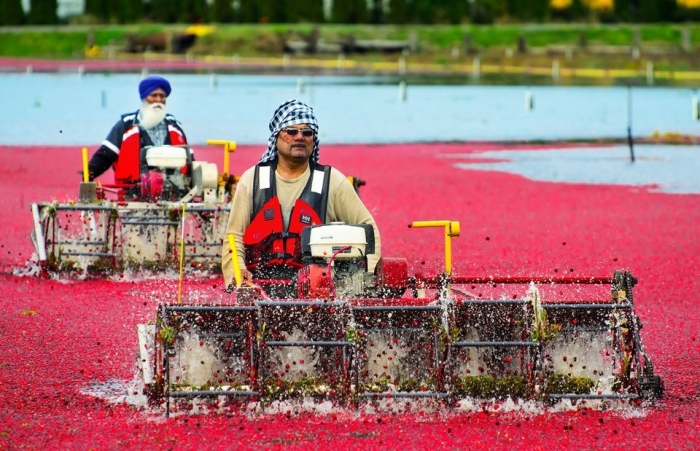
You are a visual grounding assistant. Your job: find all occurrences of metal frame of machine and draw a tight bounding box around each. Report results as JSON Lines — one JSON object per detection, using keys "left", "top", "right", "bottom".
{"left": 137, "top": 221, "right": 663, "bottom": 416}
{"left": 29, "top": 141, "right": 238, "bottom": 275}
{"left": 24, "top": 142, "right": 663, "bottom": 415}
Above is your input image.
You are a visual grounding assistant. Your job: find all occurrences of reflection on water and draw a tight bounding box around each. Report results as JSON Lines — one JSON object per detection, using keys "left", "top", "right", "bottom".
{"left": 446, "top": 144, "right": 700, "bottom": 194}
{"left": 1, "top": 73, "right": 699, "bottom": 146}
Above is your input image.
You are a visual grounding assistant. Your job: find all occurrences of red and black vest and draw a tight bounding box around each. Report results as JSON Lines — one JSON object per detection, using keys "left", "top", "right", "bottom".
{"left": 243, "top": 162, "right": 331, "bottom": 271}
{"left": 113, "top": 116, "right": 187, "bottom": 184}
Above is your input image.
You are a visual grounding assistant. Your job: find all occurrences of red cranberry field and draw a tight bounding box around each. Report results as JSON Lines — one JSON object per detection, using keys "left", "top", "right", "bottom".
{"left": 1, "top": 143, "right": 698, "bottom": 449}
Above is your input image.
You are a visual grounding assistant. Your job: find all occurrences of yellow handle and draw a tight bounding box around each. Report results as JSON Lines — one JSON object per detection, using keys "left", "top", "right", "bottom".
{"left": 207, "top": 140, "right": 237, "bottom": 175}
{"left": 227, "top": 234, "right": 242, "bottom": 288}
{"left": 177, "top": 203, "right": 187, "bottom": 304}
{"left": 410, "top": 220, "right": 460, "bottom": 276}
{"left": 82, "top": 147, "right": 89, "bottom": 183}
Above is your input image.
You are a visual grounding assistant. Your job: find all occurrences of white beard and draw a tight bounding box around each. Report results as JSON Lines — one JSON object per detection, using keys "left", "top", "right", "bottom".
{"left": 139, "top": 102, "right": 167, "bottom": 129}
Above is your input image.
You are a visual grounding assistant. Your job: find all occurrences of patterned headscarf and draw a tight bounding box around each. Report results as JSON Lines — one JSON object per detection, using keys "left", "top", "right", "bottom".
{"left": 259, "top": 99, "right": 320, "bottom": 164}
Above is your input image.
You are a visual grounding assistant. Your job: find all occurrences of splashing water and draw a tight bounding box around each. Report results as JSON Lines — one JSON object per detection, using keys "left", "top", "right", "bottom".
{"left": 364, "top": 332, "right": 412, "bottom": 384}
{"left": 267, "top": 329, "right": 319, "bottom": 380}
{"left": 170, "top": 334, "right": 229, "bottom": 387}
{"left": 81, "top": 372, "right": 149, "bottom": 410}
{"left": 545, "top": 331, "right": 614, "bottom": 381}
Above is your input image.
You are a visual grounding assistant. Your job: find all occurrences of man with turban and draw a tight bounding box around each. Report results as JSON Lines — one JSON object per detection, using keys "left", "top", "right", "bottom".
{"left": 86, "top": 75, "right": 188, "bottom": 186}
{"left": 222, "top": 99, "right": 381, "bottom": 293}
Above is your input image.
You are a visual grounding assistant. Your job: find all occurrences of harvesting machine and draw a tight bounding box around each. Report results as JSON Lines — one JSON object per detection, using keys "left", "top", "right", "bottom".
{"left": 29, "top": 141, "right": 367, "bottom": 277}
{"left": 29, "top": 141, "right": 240, "bottom": 275}
{"left": 27, "top": 141, "right": 662, "bottom": 413}
{"left": 136, "top": 220, "right": 664, "bottom": 416}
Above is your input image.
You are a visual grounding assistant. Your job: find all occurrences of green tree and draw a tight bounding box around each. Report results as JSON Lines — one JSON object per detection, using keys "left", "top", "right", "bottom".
{"left": 369, "top": 0, "right": 384, "bottom": 24}
{"left": 0, "top": 0, "right": 25, "bottom": 25}
{"left": 636, "top": 0, "right": 657, "bottom": 22}
{"left": 238, "top": 0, "right": 261, "bottom": 22}
{"left": 149, "top": 0, "right": 180, "bottom": 23}
{"left": 388, "top": 0, "right": 407, "bottom": 24}
{"left": 260, "top": 0, "right": 287, "bottom": 23}
{"left": 307, "top": 0, "right": 325, "bottom": 23}
{"left": 506, "top": 0, "right": 548, "bottom": 21}
{"left": 288, "top": 0, "right": 324, "bottom": 23}
{"left": 332, "top": 0, "right": 368, "bottom": 23}
{"left": 675, "top": 1, "right": 700, "bottom": 21}
{"left": 109, "top": 0, "right": 124, "bottom": 23}
{"left": 179, "top": 0, "right": 208, "bottom": 22}
{"left": 27, "top": 0, "right": 58, "bottom": 24}
{"left": 410, "top": 0, "right": 434, "bottom": 23}
{"left": 631, "top": 0, "right": 677, "bottom": 23}
{"left": 483, "top": 0, "right": 509, "bottom": 21}
{"left": 614, "top": 0, "right": 636, "bottom": 21}
{"left": 437, "top": 0, "right": 466, "bottom": 24}
{"left": 211, "top": 0, "right": 234, "bottom": 23}
{"left": 121, "top": 0, "right": 144, "bottom": 23}
{"left": 84, "top": 0, "right": 109, "bottom": 21}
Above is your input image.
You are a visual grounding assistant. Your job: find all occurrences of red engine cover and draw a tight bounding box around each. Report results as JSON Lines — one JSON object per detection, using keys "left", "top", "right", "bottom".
{"left": 297, "top": 264, "right": 333, "bottom": 299}
{"left": 140, "top": 170, "right": 165, "bottom": 200}
{"left": 375, "top": 257, "right": 408, "bottom": 290}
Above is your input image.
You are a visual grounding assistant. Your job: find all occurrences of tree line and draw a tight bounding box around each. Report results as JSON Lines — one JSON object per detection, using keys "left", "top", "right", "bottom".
{"left": 1, "top": 0, "right": 699, "bottom": 26}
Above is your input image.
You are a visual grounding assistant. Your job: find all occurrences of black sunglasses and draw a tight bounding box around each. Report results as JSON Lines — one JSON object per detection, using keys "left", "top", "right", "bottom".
{"left": 282, "top": 128, "right": 314, "bottom": 138}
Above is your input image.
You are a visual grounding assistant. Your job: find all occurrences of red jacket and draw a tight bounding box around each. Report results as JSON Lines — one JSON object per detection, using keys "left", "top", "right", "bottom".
{"left": 113, "top": 119, "right": 187, "bottom": 184}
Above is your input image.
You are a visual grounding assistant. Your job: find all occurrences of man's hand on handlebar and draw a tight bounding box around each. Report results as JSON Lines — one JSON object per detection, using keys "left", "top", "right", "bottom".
{"left": 225, "top": 268, "right": 254, "bottom": 293}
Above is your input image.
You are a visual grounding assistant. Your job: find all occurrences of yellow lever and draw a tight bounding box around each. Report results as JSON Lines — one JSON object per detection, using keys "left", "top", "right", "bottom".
{"left": 227, "top": 234, "right": 243, "bottom": 288}
{"left": 409, "top": 220, "right": 460, "bottom": 276}
{"left": 207, "top": 140, "right": 237, "bottom": 175}
{"left": 177, "top": 203, "right": 187, "bottom": 304}
{"left": 82, "top": 147, "right": 89, "bottom": 183}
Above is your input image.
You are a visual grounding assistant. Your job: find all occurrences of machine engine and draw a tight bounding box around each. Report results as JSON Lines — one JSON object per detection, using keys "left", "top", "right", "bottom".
{"left": 297, "top": 223, "right": 407, "bottom": 299}
{"left": 141, "top": 146, "right": 219, "bottom": 203}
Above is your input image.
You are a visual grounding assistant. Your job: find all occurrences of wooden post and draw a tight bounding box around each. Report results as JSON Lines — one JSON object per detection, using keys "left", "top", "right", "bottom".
{"left": 409, "top": 31, "right": 419, "bottom": 53}
{"left": 517, "top": 35, "right": 527, "bottom": 54}
{"left": 337, "top": 54, "right": 345, "bottom": 72}
{"left": 525, "top": 89, "right": 533, "bottom": 111}
{"left": 682, "top": 27, "right": 692, "bottom": 52}
{"left": 578, "top": 32, "right": 587, "bottom": 49}
{"left": 472, "top": 56, "right": 481, "bottom": 79}
{"left": 565, "top": 47, "right": 573, "bottom": 60}
{"left": 463, "top": 33, "right": 473, "bottom": 55}
{"left": 165, "top": 32, "right": 173, "bottom": 54}
{"left": 632, "top": 28, "right": 641, "bottom": 59}
{"left": 398, "top": 81, "right": 407, "bottom": 102}
{"left": 398, "top": 56, "right": 407, "bottom": 75}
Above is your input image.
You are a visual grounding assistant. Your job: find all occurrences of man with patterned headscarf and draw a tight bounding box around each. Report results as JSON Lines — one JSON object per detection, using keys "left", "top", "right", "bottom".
{"left": 222, "top": 99, "right": 381, "bottom": 292}
{"left": 86, "top": 75, "right": 188, "bottom": 186}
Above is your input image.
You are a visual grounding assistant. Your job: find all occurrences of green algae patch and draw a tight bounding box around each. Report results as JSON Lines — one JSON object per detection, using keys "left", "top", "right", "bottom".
{"left": 453, "top": 375, "right": 528, "bottom": 399}
{"left": 545, "top": 373, "right": 596, "bottom": 395}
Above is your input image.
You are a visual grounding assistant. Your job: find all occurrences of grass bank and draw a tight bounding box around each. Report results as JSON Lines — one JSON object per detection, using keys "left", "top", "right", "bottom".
{"left": 1, "top": 23, "right": 699, "bottom": 58}
{"left": 3, "top": 23, "right": 700, "bottom": 84}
